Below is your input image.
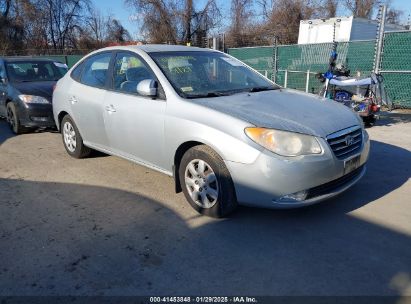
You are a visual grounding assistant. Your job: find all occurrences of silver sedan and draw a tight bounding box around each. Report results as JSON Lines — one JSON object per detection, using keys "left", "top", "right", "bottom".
{"left": 53, "top": 45, "right": 370, "bottom": 217}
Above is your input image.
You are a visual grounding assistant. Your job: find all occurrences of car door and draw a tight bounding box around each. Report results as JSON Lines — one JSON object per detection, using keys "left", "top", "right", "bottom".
{"left": 69, "top": 52, "right": 113, "bottom": 150}
{"left": 0, "top": 61, "right": 7, "bottom": 116}
{"left": 103, "top": 51, "right": 167, "bottom": 170}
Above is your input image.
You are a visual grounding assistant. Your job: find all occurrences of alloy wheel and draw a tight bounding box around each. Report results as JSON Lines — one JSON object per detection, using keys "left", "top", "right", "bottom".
{"left": 63, "top": 121, "right": 77, "bottom": 153}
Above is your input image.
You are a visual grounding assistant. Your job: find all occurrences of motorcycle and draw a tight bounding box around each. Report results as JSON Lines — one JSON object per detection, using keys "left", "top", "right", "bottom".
{"left": 317, "top": 48, "right": 391, "bottom": 126}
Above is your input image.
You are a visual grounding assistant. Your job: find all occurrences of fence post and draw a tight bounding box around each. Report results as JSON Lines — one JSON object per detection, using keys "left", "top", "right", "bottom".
{"left": 305, "top": 70, "right": 310, "bottom": 93}
{"left": 212, "top": 37, "right": 217, "bottom": 50}
{"left": 284, "top": 70, "right": 288, "bottom": 88}
{"left": 272, "top": 36, "right": 278, "bottom": 82}
{"left": 374, "top": 5, "right": 387, "bottom": 73}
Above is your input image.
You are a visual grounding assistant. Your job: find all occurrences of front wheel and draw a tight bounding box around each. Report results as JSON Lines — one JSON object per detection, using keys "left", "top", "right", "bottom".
{"left": 6, "top": 103, "right": 29, "bottom": 134}
{"left": 61, "top": 115, "right": 91, "bottom": 158}
{"left": 179, "top": 145, "right": 238, "bottom": 218}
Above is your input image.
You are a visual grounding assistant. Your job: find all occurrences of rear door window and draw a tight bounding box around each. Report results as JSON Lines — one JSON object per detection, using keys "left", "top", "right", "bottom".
{"left": 71, "top": 61, "right": 85, "bottom": 81}
{"left": 80, "top": 53, "right": 112, "bottom": 88}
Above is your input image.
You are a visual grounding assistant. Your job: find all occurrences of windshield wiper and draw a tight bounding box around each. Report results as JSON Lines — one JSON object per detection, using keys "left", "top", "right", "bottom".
{"left": 248, "top": 86, "right": 277, "bottom": 92}
{"left": 185, "top": 91, "right": 231, "bottom": 99}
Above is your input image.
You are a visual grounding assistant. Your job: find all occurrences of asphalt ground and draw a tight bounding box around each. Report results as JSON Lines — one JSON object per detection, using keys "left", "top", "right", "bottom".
{"left": 0, "top": 111, "right": 410, "bottom": 298}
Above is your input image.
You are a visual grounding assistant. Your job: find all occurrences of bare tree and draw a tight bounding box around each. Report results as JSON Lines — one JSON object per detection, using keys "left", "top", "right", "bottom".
{"left": 106, "top": 18, "right": 131, "bottom": 43}
{"left": 88, "top": 9, "right": 107, "bottom": 45}
{"left": 386, "top": 8, "right": 403, "bottom": 24}
{"left": 0, "top": 0, "right": 27, "bottom": 53}
{"left": 323, "top": 0, "right": 338, "bottom": 18}
{"left": 126, "top": 0, "right": 221, "bottom": 45}
{"left": 343, "top": 0, "right": 377, "bottom": 18}
{"left": 255, "top": 0, "right": 274, "bottom": 18}
{"left": 125, "top": 0, "right": 180, "bottom": 44}
{"left": 0, "top": 0, "right": 131, "bottom": 54}
{"left": 262, "top": 0, "right": 321, "bottom": 44}
{"left": 225, "top": 0, "right": 254, "bottom": 47}
{"left": 0, "top": 0, "right": 11, "bottom": 17}
{"left": 190, "top": 0, "right": 222, "bottom": 45}
{"left": 183, "top": 0, "right": 193, "bottom": 43}
{"left": 35, "top": 0, "right": 91, "bottom": 50}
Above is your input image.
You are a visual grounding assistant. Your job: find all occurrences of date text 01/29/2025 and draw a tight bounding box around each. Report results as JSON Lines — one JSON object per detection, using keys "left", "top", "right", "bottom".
{"left": 149, "top": 296, "right": 258, "bottom": 303}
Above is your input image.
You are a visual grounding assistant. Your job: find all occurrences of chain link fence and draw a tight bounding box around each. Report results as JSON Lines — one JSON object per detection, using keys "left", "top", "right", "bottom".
{"left": 228, "top": 46, "right": 274, "bottom": 79}
{"left": 228, "top": 32, "right": 411, "bottom": 108}
{"left": 379, "top": 31, "right": 411, "bottom": 108}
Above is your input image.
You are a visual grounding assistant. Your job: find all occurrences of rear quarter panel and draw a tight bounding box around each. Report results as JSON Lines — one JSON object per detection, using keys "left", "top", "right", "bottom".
{"left": 53, "top": 75, "right": 74, "bottom": 130}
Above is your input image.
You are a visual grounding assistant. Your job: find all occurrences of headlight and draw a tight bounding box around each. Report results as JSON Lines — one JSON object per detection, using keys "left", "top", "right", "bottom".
{"left": 245, "top": 127, "right": 322, "bottom": 157}
{"left": 19, "top": 95, "right": 49, "bottom": 104}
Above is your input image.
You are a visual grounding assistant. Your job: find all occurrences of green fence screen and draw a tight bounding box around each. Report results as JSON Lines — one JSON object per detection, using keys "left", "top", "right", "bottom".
{"left": 26, "top": 33, "right": 411, "bottom": 108}
{"left": 228, "top": 33, "right": 411, "bottom": 108}
{"left": 32, "top": 55, "right": 84, "bottom": 68}
{"left": 379, "top": 31, "right": 411, "bottom": 108}
{"left": 228, "top": 46, "right": 274, "bottom": 79}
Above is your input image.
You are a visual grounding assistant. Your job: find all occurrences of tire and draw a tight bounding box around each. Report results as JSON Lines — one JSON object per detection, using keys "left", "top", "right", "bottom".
{"left": 61, "top": 115, "right": 91, "bottom": 158}
{"left": 363, "top": 115, "right": 376, "bottom": 127}
{"left": 179, "top": 145, "right": 238, "bottom": 218}
{"left": 6, "top": 103, "right": 29, "bottom": 134}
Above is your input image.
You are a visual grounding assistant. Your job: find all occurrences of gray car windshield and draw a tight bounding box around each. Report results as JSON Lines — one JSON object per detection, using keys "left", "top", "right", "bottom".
{"left": 150, "top": 51, "right": 279, "bottom": 98}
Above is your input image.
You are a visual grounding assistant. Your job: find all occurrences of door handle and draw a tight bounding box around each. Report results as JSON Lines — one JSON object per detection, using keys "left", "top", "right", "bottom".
{"left": 105, "top": 104, "right": 116, "bottom": 113}
{"left": 69, "top": 96, "right": 78, "bottom": 104}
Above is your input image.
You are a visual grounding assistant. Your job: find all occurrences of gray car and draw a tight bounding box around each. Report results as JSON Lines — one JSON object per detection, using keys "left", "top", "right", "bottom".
{"left": 53, "top": 45, "right": 370, "bottom": 217}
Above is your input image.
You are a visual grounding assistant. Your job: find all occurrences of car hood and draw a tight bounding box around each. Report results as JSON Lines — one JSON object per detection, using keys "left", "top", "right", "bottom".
{"left": 189, "top": 89, "right": 360, "bottom": 138}
{"left": 11, "top": 81, "right": 56, "bottom": 102}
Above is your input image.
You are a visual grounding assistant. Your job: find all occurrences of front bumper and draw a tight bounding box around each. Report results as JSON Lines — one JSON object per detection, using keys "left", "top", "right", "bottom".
{"left": 225, "top": 131, "right": 370, "bottom": 209}
{"left": 16, "top": 102, "right": 56, "bottom": 128}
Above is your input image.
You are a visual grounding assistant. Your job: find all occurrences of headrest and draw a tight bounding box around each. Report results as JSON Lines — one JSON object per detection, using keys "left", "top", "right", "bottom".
{"left": 168, "top": 58, "right": 191, "bottom": 71}
{"left": 126, "top": 67, "right": 151, "bottom": 81}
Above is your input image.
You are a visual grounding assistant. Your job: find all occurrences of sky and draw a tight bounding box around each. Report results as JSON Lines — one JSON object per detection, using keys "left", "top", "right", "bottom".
{"left": 93, "top": 0, "right": 411, "bottom": 40}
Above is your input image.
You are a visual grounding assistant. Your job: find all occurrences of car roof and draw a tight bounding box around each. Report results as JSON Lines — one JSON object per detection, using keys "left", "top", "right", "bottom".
{"left": 95, "top": 44, "right": 218, "bottom": 54}
{"left": 2, "top": 57, "right": 62, "bottom": 63}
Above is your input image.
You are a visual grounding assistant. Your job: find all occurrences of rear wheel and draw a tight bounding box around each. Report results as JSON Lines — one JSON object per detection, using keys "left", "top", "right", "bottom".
{"left": 6, "top": 103, "right": 29, "bottom": 134}
{"left": 61, "top": 115, "right": 91, "bottom": 158}
{"left": 179, "top": 145, "right": 237, "bottom": 218}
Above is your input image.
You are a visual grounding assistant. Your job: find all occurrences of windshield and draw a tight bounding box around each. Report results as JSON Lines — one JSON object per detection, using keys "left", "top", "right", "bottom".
{"left": 5, "top": 61, "right": 67, "bottom": 82}
{"left": 150, "top": 51, "right": 279, "bottom": 98}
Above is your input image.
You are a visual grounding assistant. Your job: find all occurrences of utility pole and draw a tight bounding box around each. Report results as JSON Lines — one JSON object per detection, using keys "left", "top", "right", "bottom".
{"left": 184, "top": 0, "right": 193, "bottom": 45}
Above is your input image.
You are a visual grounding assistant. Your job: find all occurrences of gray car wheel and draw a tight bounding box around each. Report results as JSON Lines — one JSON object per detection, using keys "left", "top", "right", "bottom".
{"left": 61, "top": 115, "right": 91, "bottom": 158}
{"left": 179, "top": 145, "right": 237, "bottom": 218}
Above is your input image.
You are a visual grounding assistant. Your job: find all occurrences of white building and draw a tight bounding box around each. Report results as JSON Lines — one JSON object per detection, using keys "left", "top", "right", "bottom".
{"left": 298, "top": 16, "right": 404, "bottom": 44}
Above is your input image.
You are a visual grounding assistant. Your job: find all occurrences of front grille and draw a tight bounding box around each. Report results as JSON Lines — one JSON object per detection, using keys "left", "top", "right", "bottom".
{"left": 306, "top": 165, "right": 364, "bottom": 199}
{"left": 327, "top": 127, "right": 363, "bottom": 159}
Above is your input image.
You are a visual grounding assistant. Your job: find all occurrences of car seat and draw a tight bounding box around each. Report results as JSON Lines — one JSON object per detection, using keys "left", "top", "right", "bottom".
{"left": 120, "top": 67, "right": 152, "bottom": 93}
{"left": 38, "top": 66, "right": 50, "bottom": 80}
{"left": 26, "top": 69, "right": 36, "bottom": 80}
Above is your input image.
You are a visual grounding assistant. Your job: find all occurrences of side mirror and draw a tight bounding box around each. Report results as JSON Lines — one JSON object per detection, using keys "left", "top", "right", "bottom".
{"left": 137, "top": 79, "right": 158, "bottom": 97}
{"left": 0, "top": 76, "right": 7, "bottom": 84}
